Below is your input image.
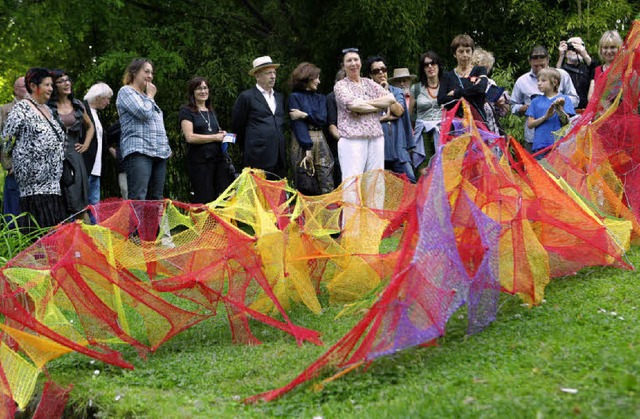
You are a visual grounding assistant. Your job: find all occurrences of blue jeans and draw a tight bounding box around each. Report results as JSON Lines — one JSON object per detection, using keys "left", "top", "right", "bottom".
{"left": 124, "top": 153, "right": 167, "bottom": 200}
{"left": 88, "top": 174, "right": 101, "bottom": 205}
{"left": 3, "top": 174, "right": 20, "bottom": 216}
{"left": 3, "top": 174, "right": 21, "bottom": 228}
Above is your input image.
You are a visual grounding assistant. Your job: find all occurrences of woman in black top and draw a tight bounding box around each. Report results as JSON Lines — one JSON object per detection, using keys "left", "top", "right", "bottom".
{"left": 437, "top": 34, "right": 488, "bottom": 125}
{"left": 179, "top": 76, "right": 231, "bottom": 204}
{"left": 48, "top": 69, "right": 94, "bottom": 219}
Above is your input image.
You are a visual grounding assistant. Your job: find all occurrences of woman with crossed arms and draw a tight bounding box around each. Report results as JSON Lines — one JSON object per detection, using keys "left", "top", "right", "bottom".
{"left": 334, "top": 48, "right": 397, "bottom": 182}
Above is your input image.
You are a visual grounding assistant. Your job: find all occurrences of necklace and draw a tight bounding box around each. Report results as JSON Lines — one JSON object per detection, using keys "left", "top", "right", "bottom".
{"left": 455, "top": 67, "right": 471, "bottom": 78}
{"left": 29, "top": 98, "right": 51, "bottom": 119}
{"left": 426, "top": 83, "right": 439, "bottom": 99}
{"left": 199, "top": 109, "right": 212, "bottom": 132}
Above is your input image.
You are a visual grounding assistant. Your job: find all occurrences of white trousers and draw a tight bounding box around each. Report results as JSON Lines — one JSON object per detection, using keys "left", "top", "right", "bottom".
{"left": 338, "top": 136, "right": 384, "bottom": 182}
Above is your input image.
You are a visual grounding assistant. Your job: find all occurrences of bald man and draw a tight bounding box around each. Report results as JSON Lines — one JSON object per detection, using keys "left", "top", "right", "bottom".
{"left": 0, "top": 76, "right": 28, "bottom": 219}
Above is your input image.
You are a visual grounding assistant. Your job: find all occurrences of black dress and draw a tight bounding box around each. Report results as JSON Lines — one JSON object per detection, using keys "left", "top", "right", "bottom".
{"left": 179, "top": 105, "right": 233, "bottom": 204}
{"left": 49, "top": 99, "right": 90, "bottom": 215}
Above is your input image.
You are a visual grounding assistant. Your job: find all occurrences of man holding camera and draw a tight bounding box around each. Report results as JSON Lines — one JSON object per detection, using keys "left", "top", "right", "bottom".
{"left": 511, "top": 46, "right": 579, "bottom": 152}
{"left": 556, "top": 36, "right": 596, "bottom": 109}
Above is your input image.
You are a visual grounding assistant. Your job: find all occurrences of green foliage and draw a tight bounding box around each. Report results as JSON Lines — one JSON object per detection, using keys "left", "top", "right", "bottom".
{"left": 491, "top": 63, "right": 525, "bottom": 141}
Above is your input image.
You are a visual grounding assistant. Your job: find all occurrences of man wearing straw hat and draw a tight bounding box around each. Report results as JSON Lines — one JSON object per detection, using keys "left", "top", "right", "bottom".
{"left": 232, "top": 55, "right": 287, "bottom": 179}
{"left": 389, "top": 68, "right": 417, "bottom": 112}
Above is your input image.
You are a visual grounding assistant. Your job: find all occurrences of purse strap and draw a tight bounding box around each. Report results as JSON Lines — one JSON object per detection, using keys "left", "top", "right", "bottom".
{"left": 30, "top": 99, "right": 65, "bottom": 143}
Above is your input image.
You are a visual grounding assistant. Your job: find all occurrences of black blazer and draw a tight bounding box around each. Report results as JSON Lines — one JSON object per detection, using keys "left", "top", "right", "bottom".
{"left": 231, "top": 86, "right": 286, "bottom": 170}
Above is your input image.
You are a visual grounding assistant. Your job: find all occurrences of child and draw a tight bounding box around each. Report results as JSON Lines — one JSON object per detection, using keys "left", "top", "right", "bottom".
{"left": 526, "top": 67, "right": 575, "bottom": 157}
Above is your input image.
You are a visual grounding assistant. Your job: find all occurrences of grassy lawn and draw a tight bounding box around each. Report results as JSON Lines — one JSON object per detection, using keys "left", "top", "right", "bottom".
{"left": 46, "top": 245, "right": 640, "bottom": 418}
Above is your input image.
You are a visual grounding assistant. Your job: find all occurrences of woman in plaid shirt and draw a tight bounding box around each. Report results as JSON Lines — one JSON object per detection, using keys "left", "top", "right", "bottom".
{"left": 116, "top": 58, "right": 171, "bottom": 200}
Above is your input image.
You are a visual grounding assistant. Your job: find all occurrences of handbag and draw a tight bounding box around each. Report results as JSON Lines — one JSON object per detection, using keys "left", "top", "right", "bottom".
{"left": 61, "top": 158, "right": 75, "bottom": 187}
{"left": 222, "top": 153, "right": 239, "bottom": 179}
{"left": 295, "top": 158, "right": 320, "bottom": 196}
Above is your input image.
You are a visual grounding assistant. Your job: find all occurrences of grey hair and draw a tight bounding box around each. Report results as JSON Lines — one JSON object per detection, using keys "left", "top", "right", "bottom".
{"left": 84, "top": 82, "right": 113, "bottom": 103}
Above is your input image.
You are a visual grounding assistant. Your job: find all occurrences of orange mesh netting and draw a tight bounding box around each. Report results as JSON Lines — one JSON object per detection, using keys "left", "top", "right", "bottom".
{"left": 0, "top": 20, "right": 639, "bottom": 414}
{"left": 247, "top": 21, "right": 640, "bottom": 400}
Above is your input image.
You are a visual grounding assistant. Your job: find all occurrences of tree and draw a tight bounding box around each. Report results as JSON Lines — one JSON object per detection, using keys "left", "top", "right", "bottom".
{"left": 0, "top": 0, "right": 636, "bottom": 201}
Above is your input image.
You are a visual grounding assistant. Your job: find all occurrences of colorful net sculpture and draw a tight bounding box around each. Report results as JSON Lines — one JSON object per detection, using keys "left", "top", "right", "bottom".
{"left": 247, "top": 21, "right": 640, "bottom": 401}
{"left": 0, "top": 20, "right": 639, "bottom": 416}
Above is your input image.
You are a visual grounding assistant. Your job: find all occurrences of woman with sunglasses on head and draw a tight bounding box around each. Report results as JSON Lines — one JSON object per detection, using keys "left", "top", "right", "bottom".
{"left": 410, "top": 51, "right": 444, "bottom": 171}
{"left": 49, "top": 69, "right": 95, "bottom": 220}
{"left": 2, "top": 68, "right": 67, "bottom": 228}
{"left": 179, "top": 76, "right": 231, "bottom": 203}
{"left": 334, "top": 48, "right": 397, "bottom": 182}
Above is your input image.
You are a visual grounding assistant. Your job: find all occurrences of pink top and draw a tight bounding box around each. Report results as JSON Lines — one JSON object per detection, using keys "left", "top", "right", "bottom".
{"left": 334, "top": 77, "right": 387, "bottom": 139}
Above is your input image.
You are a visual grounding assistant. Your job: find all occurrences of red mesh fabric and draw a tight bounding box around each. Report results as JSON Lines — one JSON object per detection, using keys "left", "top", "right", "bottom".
{"left": 545, "top": 23, "right": 640, "bottom": 242}
{"left": 32, "top": 381, "right": 72, "bottom": 419}
{"left": 0, "top": 367, "right": 16, "bottom": 419}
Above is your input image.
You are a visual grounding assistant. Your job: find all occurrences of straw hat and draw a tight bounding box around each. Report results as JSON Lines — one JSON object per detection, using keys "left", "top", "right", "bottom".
{"left": 388, "top": 68, "right": 417, "bottom": 82}
{"left": 248, "top": 56, "right": 280, "bottom": 76}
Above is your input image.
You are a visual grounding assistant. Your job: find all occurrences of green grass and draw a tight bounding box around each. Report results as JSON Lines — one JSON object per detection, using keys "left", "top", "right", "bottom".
{"left": 42, "top": 246, "right": 640, "bottom": 418}
{"left": 0, "top": 213, "right": 49, "bottom": 264}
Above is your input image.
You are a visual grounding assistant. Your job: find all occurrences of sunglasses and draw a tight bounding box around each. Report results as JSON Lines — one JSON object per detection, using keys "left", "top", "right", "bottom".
{"left": 529, "top": 54, "right": 548, "bottom": 60}
{"left": 370, "top": 67, "right": 387, "bottom": 75}
{"left": 341, "top": 47, "right": 359, "bottom": 54}
{"left": 423, "top": 61, "right": 437, "bottom": 67}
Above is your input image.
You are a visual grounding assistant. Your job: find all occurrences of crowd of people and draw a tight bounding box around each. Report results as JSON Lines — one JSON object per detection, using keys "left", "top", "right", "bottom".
{"left": 0, "top": 30, "right": 624, "bottom": 228}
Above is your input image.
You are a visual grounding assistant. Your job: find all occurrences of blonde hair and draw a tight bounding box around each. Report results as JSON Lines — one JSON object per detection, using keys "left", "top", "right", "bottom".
{"left": 473, "top": 48, "right": 495, "bottom": 73}
{"left": 538, "top": 67, "right": 561, "bottom": 92}
{"left": 598, "top": 30, "right": 623, "bottom": 61}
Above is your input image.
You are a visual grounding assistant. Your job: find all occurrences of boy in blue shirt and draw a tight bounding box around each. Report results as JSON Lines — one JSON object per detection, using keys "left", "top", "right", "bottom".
{"left": 526, "top": 67, "right": 575, "bottom": 157}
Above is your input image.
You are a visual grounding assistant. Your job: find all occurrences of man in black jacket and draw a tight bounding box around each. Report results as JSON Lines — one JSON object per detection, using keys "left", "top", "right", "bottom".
{"left": 232, "top": 56, "right": 287, "bottom": 180}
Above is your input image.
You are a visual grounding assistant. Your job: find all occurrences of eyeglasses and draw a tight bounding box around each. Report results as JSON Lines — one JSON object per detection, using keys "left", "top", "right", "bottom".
{"left": 341, "top": 47, "right": 359, "bottom": 54}
{"left": 56, "top": 77, "right": 71, "bottom": 84}
{"left": 423, "top": 61, "right": 437, "bottom": 67}
{"left": 195, "top": 86, "right": 209, "bottom": 91}
{"left": 529, "top": 54, "right": 548, "bottom": 60}
{"left": 370, "top": 67, "right": 387, "bottom": 75}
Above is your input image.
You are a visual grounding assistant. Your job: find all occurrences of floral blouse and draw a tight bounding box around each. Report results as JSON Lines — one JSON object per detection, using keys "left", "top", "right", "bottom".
{"left": 1, "top": 100, "right": 65, "bottom": 197}
{"left": 334, "top": 77, "right": 387, "bottom": 139}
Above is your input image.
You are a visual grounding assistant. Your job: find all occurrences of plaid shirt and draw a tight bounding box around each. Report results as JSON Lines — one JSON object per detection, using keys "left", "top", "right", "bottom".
{"left": 116, "top": 86, "right": 171, "bottom": 159}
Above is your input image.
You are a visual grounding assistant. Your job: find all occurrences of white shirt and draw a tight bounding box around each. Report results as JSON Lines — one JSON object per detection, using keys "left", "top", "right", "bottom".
{"left": 511, "top": 68, "right": 579, "bottom": 143}
{"left": 90, "top": 107, "right": 103, "bottom": 176}
{"left": 256, "top": 84, "right": 276, "bottom": 114}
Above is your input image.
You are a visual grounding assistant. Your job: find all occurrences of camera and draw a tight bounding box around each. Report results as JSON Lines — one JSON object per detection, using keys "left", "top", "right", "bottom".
{"left": 224, "top": 155, "right": 238, "bottom": 179}
{"left": 567, "top": 43, "right": 576, "bottom": 52}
